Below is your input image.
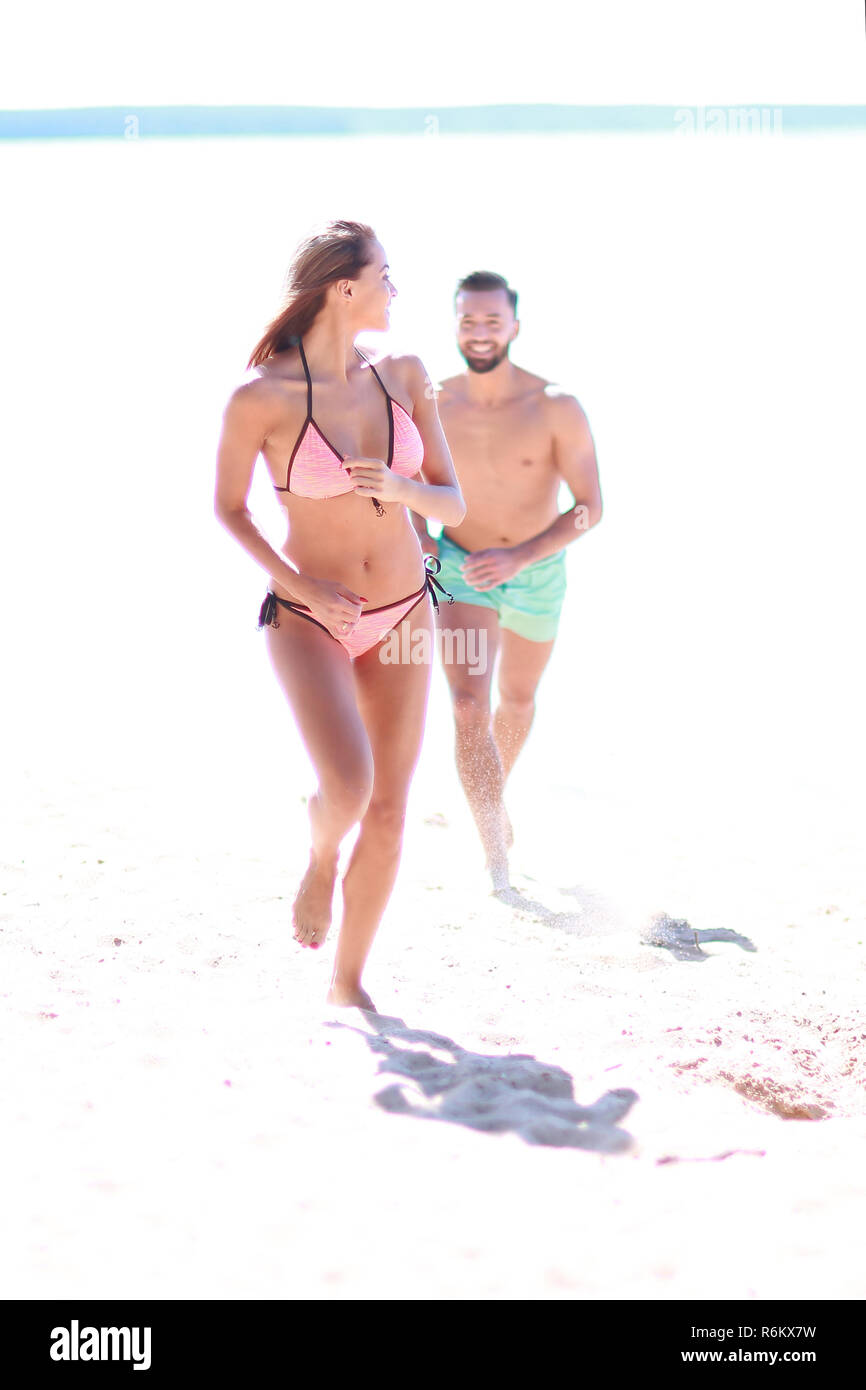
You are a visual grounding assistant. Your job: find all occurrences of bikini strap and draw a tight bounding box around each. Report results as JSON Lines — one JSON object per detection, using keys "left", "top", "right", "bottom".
{"left": 354, "top": 344, "right": 391, "bottom": 510}
{"left": 363, "top": 353, "right": 395, "bottom": 471}
{"left": 297, "top": 337, "right": 313, "bottom": 418}
{"left": 363, "top": 354, "right": 389, "bottom": 398}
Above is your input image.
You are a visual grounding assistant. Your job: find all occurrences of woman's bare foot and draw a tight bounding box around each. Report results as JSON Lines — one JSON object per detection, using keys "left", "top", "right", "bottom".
{"left": 292, "top": 852, "right": 338, "bottom": 949}
{"left": 326, "top": 980, "right": 377, "bottom": 1011}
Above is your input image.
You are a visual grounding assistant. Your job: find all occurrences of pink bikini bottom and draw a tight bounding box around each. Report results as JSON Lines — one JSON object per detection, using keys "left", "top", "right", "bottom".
{"left": 257, "top": 557, "right": 453, "bottom": 661}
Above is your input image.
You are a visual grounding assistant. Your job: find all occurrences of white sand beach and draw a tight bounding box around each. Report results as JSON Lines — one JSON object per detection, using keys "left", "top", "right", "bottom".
{"left": 3, "top": 679, "right": 864, "bottom": 1302}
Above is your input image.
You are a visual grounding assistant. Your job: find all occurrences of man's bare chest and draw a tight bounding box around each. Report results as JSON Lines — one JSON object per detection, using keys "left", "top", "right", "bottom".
{"left": 439, "top": 398, "right": 556, "bottom": 481}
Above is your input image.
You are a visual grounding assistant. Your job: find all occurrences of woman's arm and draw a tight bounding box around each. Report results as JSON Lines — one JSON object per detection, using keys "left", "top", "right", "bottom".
{"left": 214, "top": 381, "right": 310, "bottom": 601}
{"left": 347, "top": 356, "right": 466, "bottom": 526}
{"left": 409, "top": 508, "right": 440, "bottom": 557}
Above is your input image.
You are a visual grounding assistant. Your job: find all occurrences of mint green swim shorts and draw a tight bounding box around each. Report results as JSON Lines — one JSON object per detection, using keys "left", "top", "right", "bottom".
{"left": 435, "top": 532, "right": 567, "bottom": 643}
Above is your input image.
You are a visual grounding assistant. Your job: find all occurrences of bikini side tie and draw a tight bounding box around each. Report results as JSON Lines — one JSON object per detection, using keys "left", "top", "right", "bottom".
{"left": 423, "top": 554, "right": 455, "bottom": 614}
{"left": 257, "top": 591, "right": 278, "bottom": 629}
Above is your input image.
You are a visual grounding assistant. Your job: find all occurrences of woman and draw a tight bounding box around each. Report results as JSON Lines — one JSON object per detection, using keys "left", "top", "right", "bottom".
{"left": 214, "top": 220, "right": 465, "bottom": 1011}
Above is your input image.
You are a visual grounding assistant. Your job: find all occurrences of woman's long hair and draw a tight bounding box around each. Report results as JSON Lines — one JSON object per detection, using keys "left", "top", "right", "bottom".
{"left": 247, "top": 219, "right": 377, "bottom": 368}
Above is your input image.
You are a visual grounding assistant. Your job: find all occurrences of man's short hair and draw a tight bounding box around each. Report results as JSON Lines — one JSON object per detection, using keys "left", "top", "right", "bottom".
{"left": 455, "top": 271, "right": 518, "bottom": 317}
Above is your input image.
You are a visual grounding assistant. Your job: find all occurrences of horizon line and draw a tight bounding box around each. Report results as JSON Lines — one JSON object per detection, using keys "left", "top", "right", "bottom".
{"left": 2, "top": 102, "right": 865, "bottom": 140}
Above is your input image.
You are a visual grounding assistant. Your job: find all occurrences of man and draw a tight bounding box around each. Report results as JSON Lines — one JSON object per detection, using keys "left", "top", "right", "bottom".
{"left": 414, "top": 271, "right": 602, "bottom": 890}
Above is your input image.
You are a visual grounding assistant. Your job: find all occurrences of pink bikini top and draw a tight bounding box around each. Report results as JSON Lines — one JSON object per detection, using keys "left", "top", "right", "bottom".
{"left": 273, "top": 338, "right": 424, "bottom": 510}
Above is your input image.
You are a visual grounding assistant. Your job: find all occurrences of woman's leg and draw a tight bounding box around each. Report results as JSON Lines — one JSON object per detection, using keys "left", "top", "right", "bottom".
{"left": 327, "top": 597, "right": 434, "bottom": 1009}
{"left": 265, "top": 612, "right": 374, "bottom": 948}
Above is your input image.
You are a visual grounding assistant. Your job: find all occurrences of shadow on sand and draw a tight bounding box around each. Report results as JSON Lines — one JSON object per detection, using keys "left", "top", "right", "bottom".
{"left": 325, "top": 1012, "right": 638, "bottom": 1153}
{"left": 492, "top": 879, "right": 622, "bottom": 938}
{"left": 640, "top": 912, "right": 758, "bottom": 962}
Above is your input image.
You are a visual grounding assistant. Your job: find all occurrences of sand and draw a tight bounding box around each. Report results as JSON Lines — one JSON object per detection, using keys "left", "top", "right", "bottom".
{"left": 3, "top": 707, "right": 864, "bottom": 1303}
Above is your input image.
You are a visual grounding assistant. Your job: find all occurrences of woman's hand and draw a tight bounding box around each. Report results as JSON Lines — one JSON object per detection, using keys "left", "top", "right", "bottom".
{"left": 292, "top": 573, "right": 367, "bottom": 638}
{"left": 345, "top": 457, "right": 404, "bottom": 503}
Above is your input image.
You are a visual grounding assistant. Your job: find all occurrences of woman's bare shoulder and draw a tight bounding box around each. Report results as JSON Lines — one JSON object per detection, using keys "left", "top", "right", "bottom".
{"left": 223, "top": 361, "right": 303, "bottom": 416}
{"left": 363, "top": 349, "right": 428, "bottom": 402}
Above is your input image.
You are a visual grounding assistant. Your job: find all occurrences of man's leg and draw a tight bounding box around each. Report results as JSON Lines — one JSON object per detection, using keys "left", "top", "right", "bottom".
{"left": 493, "top": 552, "right": 567, "bottom": 780}
{"left": 493, "top": 627, "right": 557, "bottom": 781}
{"left": 436, "top": 600, "right": 511, "bottom": 887}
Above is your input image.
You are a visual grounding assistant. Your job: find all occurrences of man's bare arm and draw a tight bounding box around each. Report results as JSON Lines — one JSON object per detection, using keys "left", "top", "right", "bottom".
{"left": 514, "top": 393, "right": 602, "bottom": 566}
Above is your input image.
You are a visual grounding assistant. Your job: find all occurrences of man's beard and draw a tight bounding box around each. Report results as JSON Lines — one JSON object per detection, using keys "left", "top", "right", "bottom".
{"left": 458, "top": 343, "right": 510, "bottom": 374}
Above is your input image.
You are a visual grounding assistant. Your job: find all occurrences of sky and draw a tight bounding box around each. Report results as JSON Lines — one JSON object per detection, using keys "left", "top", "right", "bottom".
{"left": 2, "top": 0, "right": 865, "bottom": 109}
